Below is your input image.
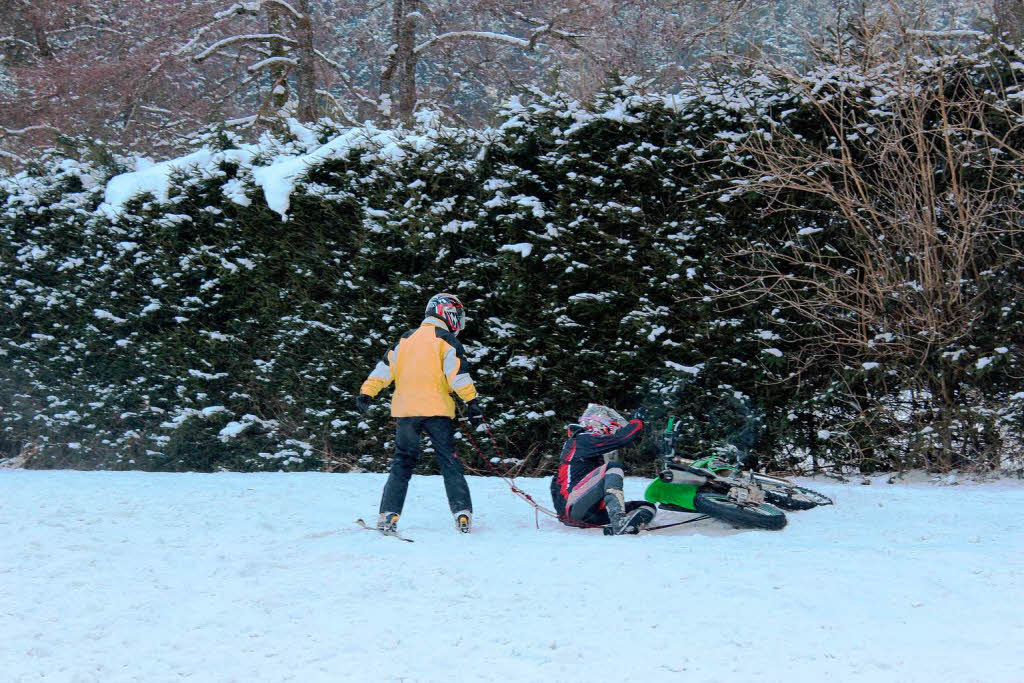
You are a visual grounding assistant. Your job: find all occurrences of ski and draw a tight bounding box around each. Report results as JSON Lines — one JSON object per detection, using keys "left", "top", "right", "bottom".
{"left": 355, "top": 518, "right": 414, "bottom": 542}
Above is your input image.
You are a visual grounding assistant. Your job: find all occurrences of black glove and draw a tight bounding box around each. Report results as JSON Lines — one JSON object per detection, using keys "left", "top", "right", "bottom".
{"left": 356, "top": 394, "right": 372, "bottom": 414}
{"left": 466, "top": 399, "right": 484, "bottom": 428}
{"left": 631, "top": 406, "right": 648, "bottom": 422}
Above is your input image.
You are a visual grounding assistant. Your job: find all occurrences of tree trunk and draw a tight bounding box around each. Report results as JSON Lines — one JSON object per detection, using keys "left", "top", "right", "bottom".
{"left": 267, "top": 5, "right": 290, "bottom": 112}
{"left": 30, "top": 13, "right": 53, "bottom": 59}
{"left": 396, "top": 8, "right": 417, "bottom": 123}
{"left": 379, "top": 0, "right": 403, "bottom": 121}
{"left": 995, "top": 0, "right": 1024, "bottom": 44}
{"left": 294, "top": 0, "right": 318, "bottom": 121}
{"left": 380, "top": 0, "right": 417, "bottom": 123}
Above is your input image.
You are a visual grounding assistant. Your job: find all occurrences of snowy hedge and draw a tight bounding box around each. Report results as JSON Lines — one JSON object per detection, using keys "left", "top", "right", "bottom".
{"left": 3, "top": 46, "right": 1024, "bottom": 475}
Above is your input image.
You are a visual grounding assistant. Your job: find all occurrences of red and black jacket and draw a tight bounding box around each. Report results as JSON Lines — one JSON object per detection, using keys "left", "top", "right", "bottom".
{"left": 549, "top": 419, "right": 644, "bottom": 516}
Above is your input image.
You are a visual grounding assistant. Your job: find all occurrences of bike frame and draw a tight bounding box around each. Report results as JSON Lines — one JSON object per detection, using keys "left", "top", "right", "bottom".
{"left": 644, "top": 454, "right": 739, "bottom": 511}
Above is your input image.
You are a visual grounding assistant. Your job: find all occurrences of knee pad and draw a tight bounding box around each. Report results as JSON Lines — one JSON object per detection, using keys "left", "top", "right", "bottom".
{"left": 605, "top": 465, "right": 624, "bottom": 490}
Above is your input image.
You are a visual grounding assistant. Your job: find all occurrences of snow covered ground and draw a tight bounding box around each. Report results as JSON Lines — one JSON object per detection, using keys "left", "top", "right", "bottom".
{"left": 2, "top": 470, "right": 1022, "bottom": 683}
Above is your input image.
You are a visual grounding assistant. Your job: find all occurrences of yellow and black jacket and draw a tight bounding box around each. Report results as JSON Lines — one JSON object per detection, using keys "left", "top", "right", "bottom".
{"left": 359, "top": 317, "right": 478, "bottom": 418}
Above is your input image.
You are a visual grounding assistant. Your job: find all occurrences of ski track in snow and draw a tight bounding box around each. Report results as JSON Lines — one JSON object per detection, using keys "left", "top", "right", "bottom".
{"left": 1, "top": 471, "right": 1022, "bottom": 683}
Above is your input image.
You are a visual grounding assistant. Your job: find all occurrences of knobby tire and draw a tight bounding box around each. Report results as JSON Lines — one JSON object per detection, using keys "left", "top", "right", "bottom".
{"left": 756, "top": 481, "right": 833, "bottom": 510}
{"left": 693, "top": 491, "right": 787, "bottom": 530}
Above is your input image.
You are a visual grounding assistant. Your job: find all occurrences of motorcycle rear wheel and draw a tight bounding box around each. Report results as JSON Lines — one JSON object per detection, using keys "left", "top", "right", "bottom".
{"left": 694, "top": 491, "right": 787, "bottom": 530}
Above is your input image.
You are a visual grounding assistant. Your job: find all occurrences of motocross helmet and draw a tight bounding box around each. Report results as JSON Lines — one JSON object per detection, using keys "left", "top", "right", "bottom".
{"left": 579, "top": 403, "right": 626, "bottom": 435}
{"left": 425, "top": 293, "right": 466, "bottom": 335}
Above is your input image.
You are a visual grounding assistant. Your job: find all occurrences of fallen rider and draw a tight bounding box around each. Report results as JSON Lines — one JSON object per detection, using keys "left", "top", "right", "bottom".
{"left": 550, "top": 404, "right": 657, "bottom": 535}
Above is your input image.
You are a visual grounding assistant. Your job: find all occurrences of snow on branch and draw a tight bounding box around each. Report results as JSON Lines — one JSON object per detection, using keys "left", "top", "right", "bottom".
{"left": 50, "top": 24, "right": 129, "bottom": 36}
{"left": 176, "top": 10, "right": 245, "bottom": 56}
{"left": 214, "top": 2, "right": 263, "bottom": 21}
{"left": 509, "top": 9, "right": 585, "bottom": 48}
{"left": 415, "top": 31, "right": 530, "bottom": 55}
{"left": 0, "top": 148, "right": 26, "bottom": 163}
{"left": 905, "top": 29, "right": 984, "bottom": 39}
{"left": 247, "top": 56, "right": 298, "bottom": 73}
{"left": 315, "top": 89, "right": 361, "bottom": 126}
{"left": 315, "top": 50, "right": 378, "bottom": 107}
{"left": 1, "top": 35, "right": 40, "bottom": 52}
{"left": 179, "top": 0, "right": 302, "bottom": 59}
{"left": 215, "top": 0, "right": 303, "bottom": 21}
{"left": 224, "top": 115, "right": 260, "bottom": 127}
{"left": 193, "top": 34, "right": 297, "bottom": 62}
{"left": 313, "top": 49, "right": 343, "bottom": 70}
{"left": 1, "top": 124, "right": 61, "bottom": 137}
{"left": 264, "top": 0, "right": 304, "bottom": 20}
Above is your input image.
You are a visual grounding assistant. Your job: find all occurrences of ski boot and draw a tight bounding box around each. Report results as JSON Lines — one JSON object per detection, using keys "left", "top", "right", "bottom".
{"left": 377, "top": 512, "right": 400, "bottom": 533}
{"left": 603, "top": 504, "right": 656, "bottom": 536}
{"left": 453, "top": 510, "right": 472, "bottom": 534}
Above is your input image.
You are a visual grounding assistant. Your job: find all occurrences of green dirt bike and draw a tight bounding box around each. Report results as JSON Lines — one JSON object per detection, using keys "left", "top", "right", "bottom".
{"left": 644, "top": 417, "right": 833, "bottom": 530}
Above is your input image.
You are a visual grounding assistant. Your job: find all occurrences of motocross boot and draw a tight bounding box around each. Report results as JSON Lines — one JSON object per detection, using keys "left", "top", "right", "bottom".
{"left": 604, "top": 500, "right": 656, "bottom": 536}
{"left": 602, "top": 487, "right": 631, "bottom": 535}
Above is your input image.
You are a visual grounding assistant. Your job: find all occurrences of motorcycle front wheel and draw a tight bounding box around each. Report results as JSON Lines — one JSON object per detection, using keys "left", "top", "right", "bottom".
{"left": 694, "top": 491, "right": 788, "bottom": 530}
{"left": 754, "top": 479, "right": 833, "bottom": 510}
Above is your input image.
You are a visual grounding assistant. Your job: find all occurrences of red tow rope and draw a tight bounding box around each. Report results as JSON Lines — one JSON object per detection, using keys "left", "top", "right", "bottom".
{"left": 458, "top": 418, "right": 560, "bottom": 528}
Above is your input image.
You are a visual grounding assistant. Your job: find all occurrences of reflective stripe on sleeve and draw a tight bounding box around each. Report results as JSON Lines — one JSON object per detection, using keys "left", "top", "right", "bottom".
{"left": 442, "top": 346, "right": 459, "bottom": 378}
{"left": 368, "top": 359, "right": 392, "bottom": 382}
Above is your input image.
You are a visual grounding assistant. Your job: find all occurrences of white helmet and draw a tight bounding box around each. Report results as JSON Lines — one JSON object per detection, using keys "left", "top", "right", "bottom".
{"left": 579, "top": 403, "right": 626, "bottom": 435}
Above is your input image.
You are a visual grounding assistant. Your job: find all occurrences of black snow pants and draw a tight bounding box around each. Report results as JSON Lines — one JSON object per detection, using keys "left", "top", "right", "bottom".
{"left": 378, "top": 416, "right": 472, "bottom": 515}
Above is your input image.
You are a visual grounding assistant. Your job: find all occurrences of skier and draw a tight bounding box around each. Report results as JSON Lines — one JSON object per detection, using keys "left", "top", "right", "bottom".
{"left": 550, "top": 404, "right": 657, "bottom": 535}
{"left": 356, "top": 293, "right": 483, "bottom": 534}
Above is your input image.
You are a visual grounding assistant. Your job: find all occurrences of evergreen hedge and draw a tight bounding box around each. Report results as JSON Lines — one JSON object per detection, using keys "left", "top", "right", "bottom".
{"left": 3, "top": 48, "right": 1023, "bottom": 476}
